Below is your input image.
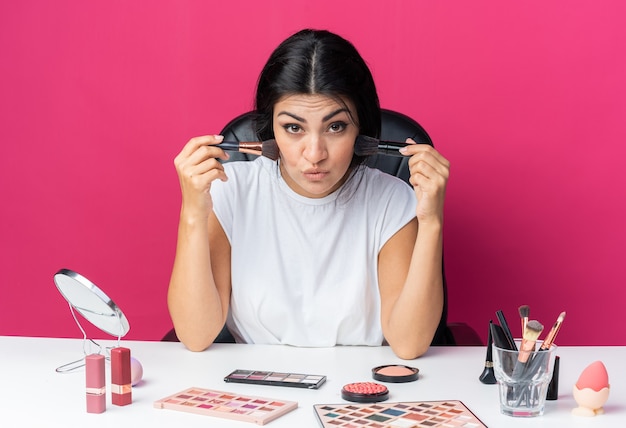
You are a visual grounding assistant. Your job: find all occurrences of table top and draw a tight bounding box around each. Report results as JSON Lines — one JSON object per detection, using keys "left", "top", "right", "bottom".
{"left": 1, "top": 336, "right": 624, "bottom": 427}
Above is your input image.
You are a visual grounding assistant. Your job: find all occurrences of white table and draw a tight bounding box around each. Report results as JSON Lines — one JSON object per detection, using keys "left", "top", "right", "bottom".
{"left": 1, "top": 336, "right": 624, "bottom": 427}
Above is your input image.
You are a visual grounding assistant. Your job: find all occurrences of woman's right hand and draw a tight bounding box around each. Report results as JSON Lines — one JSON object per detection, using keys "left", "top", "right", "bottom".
{"left": 174, "top": 135, "right": 230, "bottom": 219}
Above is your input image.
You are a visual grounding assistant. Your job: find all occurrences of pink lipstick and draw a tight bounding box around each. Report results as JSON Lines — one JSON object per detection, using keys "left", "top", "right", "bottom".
{"left": 85, "top": 354, "right": 105, "bottom": 413}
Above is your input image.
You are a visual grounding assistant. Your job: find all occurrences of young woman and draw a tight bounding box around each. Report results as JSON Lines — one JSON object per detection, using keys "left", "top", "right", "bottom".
{"left": 168, "top": 29, "right": 450, "bottom": 360}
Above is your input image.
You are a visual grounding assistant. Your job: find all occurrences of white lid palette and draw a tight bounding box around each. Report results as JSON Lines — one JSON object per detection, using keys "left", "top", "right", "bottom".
{"left": 313, "top": 400, "right": 487, "bottom": 427}
{"left": 154, "top": 387, "right": 297, "bottom": 425}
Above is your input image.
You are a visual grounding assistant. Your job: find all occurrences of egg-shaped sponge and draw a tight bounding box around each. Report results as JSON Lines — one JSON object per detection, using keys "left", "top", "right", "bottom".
{"left": 575, "top": 361, "right": 609, "bottom": 391}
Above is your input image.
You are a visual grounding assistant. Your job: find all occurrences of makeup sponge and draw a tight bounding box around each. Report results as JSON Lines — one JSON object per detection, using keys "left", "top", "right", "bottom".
{"left": 572, "top": 361, "right": 610, "bottom": 417}
{"left": 130, "top": 357, "right": 143, "bottom": 386}
{"left": 575, "top": 360, "right": 609, "bottom": 391}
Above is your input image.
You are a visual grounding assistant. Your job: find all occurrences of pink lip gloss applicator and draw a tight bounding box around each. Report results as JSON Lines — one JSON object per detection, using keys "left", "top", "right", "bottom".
{"left": 85, "top": 354, "right": 106, "bottom": 413}
{"left": 111, "top": 347, "right": 132, "bottom": 406}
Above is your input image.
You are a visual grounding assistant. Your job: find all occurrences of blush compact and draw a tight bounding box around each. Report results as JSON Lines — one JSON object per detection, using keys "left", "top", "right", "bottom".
{"left": 372, "top": 364, "right": 419, "bottom": 383}
{"left": 341, "top": 382, "right": 389, "bottom": 403}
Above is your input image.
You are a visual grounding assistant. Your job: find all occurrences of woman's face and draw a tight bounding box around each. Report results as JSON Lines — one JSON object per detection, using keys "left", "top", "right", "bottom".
{"left": 272, "top": 93, "right": 359, "bottom": 198}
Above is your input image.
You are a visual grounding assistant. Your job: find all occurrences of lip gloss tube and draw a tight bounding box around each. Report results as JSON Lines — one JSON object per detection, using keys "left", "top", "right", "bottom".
{"left": 111, "top": 347, "right": 132, "bottom": 406}
{"left": 85, "top": 354, "right": 106, "bottom": 413}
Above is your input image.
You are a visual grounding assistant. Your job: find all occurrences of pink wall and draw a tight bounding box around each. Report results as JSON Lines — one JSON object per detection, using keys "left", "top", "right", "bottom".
{"left": 1, "top": 1, "right": 624, "bottom": 346}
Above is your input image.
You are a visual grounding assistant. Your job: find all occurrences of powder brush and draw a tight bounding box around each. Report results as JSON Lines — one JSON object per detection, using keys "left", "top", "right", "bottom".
{"left": 512, "top": 320, "right": 544, "bottom": 379}
{"left": 353, "top": 135, "right": 415, "bottom": 157}
{"left": 217, "top": 140, "right": 279, "bottom": 161}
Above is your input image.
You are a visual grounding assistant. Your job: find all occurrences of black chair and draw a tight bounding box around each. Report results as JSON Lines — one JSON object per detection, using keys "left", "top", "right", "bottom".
{"left": 163, "top": 109, "right": 482, "bottom": 346}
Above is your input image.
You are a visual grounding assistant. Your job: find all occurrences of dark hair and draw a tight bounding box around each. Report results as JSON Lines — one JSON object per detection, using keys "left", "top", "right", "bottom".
{"left": 254, "top": 29, "right": 381, "bottom": 167}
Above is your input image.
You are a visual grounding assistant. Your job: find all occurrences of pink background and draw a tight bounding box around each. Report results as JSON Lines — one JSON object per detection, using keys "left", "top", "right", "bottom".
{"left": 1, "top": 1, "right": 624, "bottom": 346}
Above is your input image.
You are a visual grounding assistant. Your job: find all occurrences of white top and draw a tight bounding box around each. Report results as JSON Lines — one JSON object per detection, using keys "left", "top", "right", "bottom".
{"left": 210, "top": 156, "right": 416, "bottom": 346}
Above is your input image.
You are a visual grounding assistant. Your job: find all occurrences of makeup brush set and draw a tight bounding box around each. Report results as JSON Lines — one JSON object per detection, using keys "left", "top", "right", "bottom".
{"left": 215, "top": 135, "right": 422, "bottom": 161}
{"left": 480, "top": 306, "right": 565, "bottom": 400}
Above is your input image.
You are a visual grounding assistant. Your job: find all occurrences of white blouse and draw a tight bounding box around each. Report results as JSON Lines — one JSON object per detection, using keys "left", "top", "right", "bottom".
{"left": 210, "top": 156, "right": 416, "bottom": 346}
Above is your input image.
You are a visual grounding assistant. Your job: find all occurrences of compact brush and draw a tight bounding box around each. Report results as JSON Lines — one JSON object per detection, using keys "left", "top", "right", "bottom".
{"left": 353, "top": 135, "right": 416, "bottom": 157}
{"left": 216, "top": 140, "right": 280, "bottom": 161}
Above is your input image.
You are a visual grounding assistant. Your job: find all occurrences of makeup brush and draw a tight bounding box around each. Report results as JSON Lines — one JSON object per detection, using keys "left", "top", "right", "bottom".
{"left": 490, "top": 321, "right": 514, "bottom": 350}
{"left": 518, "top": 305, "right": 529, "bottom": 336}
{"left": 216, "top": 140, "right": 280, "bottom": 161}
{"left": 512, "top": 320, "right": 544, "bottom": 379}
{"left": 495, "top": 310, "right": 517, "bottom": 351}
{"left": 353, "top": 135, "right": 414, "bottom": 157}
{"left": 479, "top": 321, "right": 497, "bottom": 384}
{"left": 540, "top": 311, "right": 566, "bottom": 350}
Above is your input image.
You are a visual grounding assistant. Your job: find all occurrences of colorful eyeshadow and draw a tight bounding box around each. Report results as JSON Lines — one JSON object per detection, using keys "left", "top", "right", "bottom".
{"left": 154, "top": 387, "right": 297, "bottom": 425}
{"left": 313, "top": 401, "right": 486, "bottom": 428}
{"left": 224, "top": 369, "right": 326, "bottom": 389}
{"left": 403, "top": 412, "right": 428, "bottom": 421}
{"left": 365, "top": 413, "right": 391, "bottom": 422}
{"left": 381, "top": 407, "right": 404, "bottom": 416}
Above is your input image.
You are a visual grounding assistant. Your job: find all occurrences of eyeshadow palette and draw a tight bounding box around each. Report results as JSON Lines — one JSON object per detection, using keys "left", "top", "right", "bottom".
{"left": 154, "top": 387, "right": 297, "bottom": 425}
{"left": 225, "top": 369, "right": 327, "bottom": 389}
{"left": 313, "top": 400, "right": 487, "bottom": 427}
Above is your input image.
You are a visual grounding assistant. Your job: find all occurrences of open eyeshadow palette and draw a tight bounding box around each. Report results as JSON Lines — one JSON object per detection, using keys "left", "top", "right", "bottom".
{"left": 154, "top": 387, "right": 298, "bottom": 425}
{"left": 225, "top": 369, "right": 327, "bottom": 389}
{"left": 313, "top": 400, "right": 487, "bottom": 427}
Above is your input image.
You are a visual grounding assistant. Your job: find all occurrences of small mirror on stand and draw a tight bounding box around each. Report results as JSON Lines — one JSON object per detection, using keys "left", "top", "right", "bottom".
{"left": 54, "top": 268, "right": 130, "bottom": 373}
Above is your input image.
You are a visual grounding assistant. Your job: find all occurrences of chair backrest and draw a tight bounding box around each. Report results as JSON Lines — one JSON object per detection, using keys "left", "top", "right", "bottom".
{"left": 218, "top": 109, "right": 452, "bottom": 345}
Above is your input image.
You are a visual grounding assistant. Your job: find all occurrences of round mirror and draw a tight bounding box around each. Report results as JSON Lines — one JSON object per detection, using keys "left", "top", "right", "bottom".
{"left": 54, "top": 268, "right": 130, "bottom": 337}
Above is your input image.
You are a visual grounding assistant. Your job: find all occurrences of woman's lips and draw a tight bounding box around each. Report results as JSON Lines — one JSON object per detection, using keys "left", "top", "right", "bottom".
{"left": 303, "top": 169, "right": 329, "bottom": 181}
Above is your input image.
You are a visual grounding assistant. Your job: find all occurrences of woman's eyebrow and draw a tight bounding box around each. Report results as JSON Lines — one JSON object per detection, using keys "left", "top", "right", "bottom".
{"left": 276, "top": 111, "right": 305, "bottom": 122}
{"left": 276, "top": 108, "right": 350, "bottom": 123}
{"left": 323, "top": 108, "right": 350, "bottom": 122}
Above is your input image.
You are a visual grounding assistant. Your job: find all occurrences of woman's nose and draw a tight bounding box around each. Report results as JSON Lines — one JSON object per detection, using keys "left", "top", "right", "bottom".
{"left": 303, "top": 135, "right": 328, "bottom": 164}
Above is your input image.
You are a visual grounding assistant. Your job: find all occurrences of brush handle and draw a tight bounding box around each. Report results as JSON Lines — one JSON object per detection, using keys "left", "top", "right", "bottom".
{"left": 216, "top": 141, "right": 244, "bottom": 151}
{"left": 490, "top": 323, "right": 514, "bottom": 350}
{"left": 376, "top": 141, "right": 411, "bottom": 157}
{"left": 496, "top": 310, "right": 518, "bottom": 351}
{"left": 354, "top": 135, "right": 425, "bottom": 157}
{"left": 479, "top": 321, "right": 497, "bottom": 384}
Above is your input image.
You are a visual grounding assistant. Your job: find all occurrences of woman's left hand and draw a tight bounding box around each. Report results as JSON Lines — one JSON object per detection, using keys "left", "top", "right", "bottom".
{"left": 400, "top": 138, "right": 450, "bottom": 223}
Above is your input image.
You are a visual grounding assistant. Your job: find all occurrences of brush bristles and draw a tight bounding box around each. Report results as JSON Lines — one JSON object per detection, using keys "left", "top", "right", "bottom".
{"left": 557, "top": 311, "right": 566, "bottom": 323}
{"left": 518, "top": 305, "right": 529, "bottom": 319}
{"left": 523, "top": 320, "right": 544, "bottom": 342}
{"left": 353, "top": 135, "right": 379, "bottom": 156}
{"left": 261, "top": 139, "right": 280, "bottom": 161}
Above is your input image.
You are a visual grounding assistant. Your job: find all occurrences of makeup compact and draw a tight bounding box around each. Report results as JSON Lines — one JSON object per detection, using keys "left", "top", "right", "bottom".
{"left": 341, "top": 382, "right": 389, "bottom": 403}
{"left": 372, "top": 365, "right": 419, "bottom": 383}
